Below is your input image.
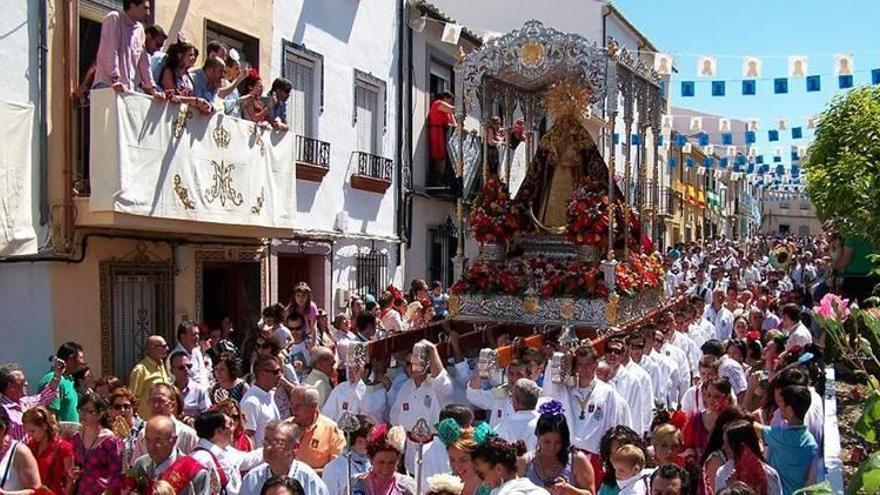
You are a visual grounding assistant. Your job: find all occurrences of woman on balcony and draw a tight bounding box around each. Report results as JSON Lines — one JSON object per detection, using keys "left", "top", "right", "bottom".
{"left": 159, "top": 40, "right": 198, "bottom": 96}
{"left": 241, "top": 71, "right": 271, "bottom": 126}
{"left": 428, "top": 92, "right": 456, "bottom": 186}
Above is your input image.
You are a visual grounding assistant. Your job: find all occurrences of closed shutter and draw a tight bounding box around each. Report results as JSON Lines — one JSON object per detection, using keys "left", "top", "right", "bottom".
{"left": 282, "top": 52, "right": 315, "bottom": 138}
{"left": 356, "top": 83, "right": 379, "bottom": 154}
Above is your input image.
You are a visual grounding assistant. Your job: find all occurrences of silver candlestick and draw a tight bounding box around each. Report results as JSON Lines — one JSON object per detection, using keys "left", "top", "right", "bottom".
{"left": 338, "top": 412, "right": 361, "bottom": 495}
{"left": 411, "top": 418, "right": 434, "bottom": 495}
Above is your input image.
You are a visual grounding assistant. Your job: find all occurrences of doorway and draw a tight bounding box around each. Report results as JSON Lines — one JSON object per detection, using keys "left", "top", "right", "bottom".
{"left": 276, "top": 254, "right": 327, "bottom": 310}
{"left": 201, "top": 261, "right": 262, "bottom": 343}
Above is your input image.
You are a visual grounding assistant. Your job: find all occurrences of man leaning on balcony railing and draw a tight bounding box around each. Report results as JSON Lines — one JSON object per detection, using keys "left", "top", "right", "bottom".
{"left": 92, "top": 0, "right": 165, "bottom": 100}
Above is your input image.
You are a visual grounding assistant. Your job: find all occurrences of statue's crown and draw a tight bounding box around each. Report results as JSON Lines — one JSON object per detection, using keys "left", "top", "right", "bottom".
{"left": 545, "top": 78, "right": 593, "bottom": 121}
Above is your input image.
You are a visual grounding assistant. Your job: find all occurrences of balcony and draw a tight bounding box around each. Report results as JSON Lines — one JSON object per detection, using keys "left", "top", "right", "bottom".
{"left": 351, "top": 151, "right": 393, "bottom": 193}
{"left": 79, "top": 89, "right": 296, "bottom": 237}
{"left": 657, "top": 186, "right": 679, "bottom": 217}
{"left": 295, "top": 135, "right": 330, "bottom": 182}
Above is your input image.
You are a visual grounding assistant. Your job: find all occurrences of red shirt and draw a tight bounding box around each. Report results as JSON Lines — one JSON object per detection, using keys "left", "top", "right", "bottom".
{"left": 29, "top": 436, "right": 74, "bottom": 495}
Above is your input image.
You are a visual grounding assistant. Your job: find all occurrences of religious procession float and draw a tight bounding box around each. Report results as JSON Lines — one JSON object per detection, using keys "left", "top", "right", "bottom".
{"left": 369, "top": 21, "right": 674, "bottom": 359}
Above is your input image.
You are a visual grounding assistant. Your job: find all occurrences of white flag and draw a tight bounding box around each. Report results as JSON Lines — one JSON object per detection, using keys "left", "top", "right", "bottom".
{"left": 654, "top": 54, "right": 673, "bottom": 75}
{"left": 697, "top": 56, "right": 717, "bottom": 77}
{"left": 777, "top": 119, "right": 787, "bottom": 131}
{"left": 747, "top": 119, "right": 759, "bottom": 131}
{"left": 806, "top": 116, "right": 817, "bottom": 129}
{"left": 682, "top": 142, "right": 692, "bottom": 153}
{"left": 705, "top": 144, "right": 715, "bottom": 155}
{"left": 662, "top": 115, "right": 674, "bottom": 129}
{"left": 718, "top": 118, "right": 731, "bottom": 132}
{"left": 834, "top": 54, "right": 854, "bottom": 75}
{"left": 441, "top": 23, "right": 463, "bottom": 45}
{"left": 788, "top": 56, "right": 808, "bottom": 78}
{"left": 690, "top": 116, "right": 703, "bottom": 132}
{"left": 742, "top": 56, "right": 762, "bottom": 78}
{"left": 727, "top": 146, "right": 737, "bottom": 157}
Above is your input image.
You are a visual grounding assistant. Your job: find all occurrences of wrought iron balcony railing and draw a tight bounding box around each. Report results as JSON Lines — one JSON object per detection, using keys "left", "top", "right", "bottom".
{"left": 355, "top": 151, "right": 393, "bottom": 182}
{"left": 296, "top": 135, "right": 330, "bottom": 169}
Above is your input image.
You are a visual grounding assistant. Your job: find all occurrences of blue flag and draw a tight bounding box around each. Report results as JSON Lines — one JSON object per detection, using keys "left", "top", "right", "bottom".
{"left": 774, "top": 78, "right": 789, "bottom": 94}
{"left": 839, "top": 75, "right": 854, "bottom": 89}
{"left": 657, "top": 135, "right": 665, "bottom": 146}
{"left": 721, "top": 133, "right": 733, "bottom": 145}
{"left": 745, "top": 131, "right": 756, "bottom": 144}
{"left": 613, "top": 133, "right": 620, "bottom": 144}
{"left": 872, "top": 69, "right": 880, "bottom": 85}
{"left": 791, "top": 127, "right": 803, "bottom": 139}
{"left": 681, "top": 81, "right": 695, "bottom": 97}
{"left": 698, "top": 133, "right": 710, "bottom": 146}
{"left": 757, "top": 155, "right": 764, "bottom": 164}
{"left": 773, "top": 155, "right": 782, "bottom": 163}
{"left": 668, "top": 157, "right": 678, "bottom": 168}
{"left": 806, "top": 75, "right": 821, "bottom": 92}
{"left": 631, "top": 134, "right": 641, "bottom": 145}
{"left": 686, "top": 157, "right": 695, "bottom": 168}
{"left": 712, "top": 81, "right": 726, "bottom": 96}
{"left": 675, "top": 134, "right": 688, "bottom": 147}
{"left": 705, "top": 157, "right": 715, "bottom": 168}
{"left": 742, "top": 80, "right": 756, "bottom": 96}
{"left": 720, "top": 157, "right": 729, "bottom": 168}
{"left": 768, "top": 130, "right": 779, "bottom": 142}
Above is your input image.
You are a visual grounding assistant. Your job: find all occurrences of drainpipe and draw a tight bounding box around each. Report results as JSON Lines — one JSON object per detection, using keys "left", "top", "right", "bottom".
{"left": 394, "top": 0, "right": 406, "bottom": 271}
{"left": 38, "top": 0, "right": 49, "bottom": 225}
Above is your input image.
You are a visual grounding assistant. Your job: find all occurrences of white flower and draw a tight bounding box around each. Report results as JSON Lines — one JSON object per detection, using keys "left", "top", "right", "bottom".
{"left": 427, "top": 474, "right": 464, "bottom": 495}
{"left": 385, "top": 425, "right": 407, "bottom": 453}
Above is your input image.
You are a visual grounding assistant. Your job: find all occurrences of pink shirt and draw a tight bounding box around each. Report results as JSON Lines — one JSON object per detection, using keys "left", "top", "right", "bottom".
{"left": 0, "top": 387, "right": 58, "bottom": 441}
{"left": 93, "top": 10, "right": 154, "bottom": 90}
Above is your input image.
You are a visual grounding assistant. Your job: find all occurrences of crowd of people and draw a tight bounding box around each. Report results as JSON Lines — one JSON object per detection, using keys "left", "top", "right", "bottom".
{"left": 1, "top": 231, "right": 857, "bottom": 495}
{"left": 79, "top": 0, "right": 292, "bottom": 130}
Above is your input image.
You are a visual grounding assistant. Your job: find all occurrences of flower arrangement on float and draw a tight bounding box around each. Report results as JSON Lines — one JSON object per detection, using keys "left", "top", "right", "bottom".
{"left": 566, "top": 181, "right": 610, "bottom": 247}
{"left": 614, "top": 253, "right": 665, "bottom": 297}
{"left": 468, "top": 178, "right": 521, "bottom": 245}
{"left": 526, "top": 256, "right": 607, "bottom": 299}
{"left": 451, "top": 260, "right": 522, "bottom": 296}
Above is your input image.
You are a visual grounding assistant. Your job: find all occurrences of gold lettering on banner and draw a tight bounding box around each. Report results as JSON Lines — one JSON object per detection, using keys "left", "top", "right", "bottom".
{"left": 251, "top": 124, "right": 266, "bottom": 156}
{"left": 173, "top": 106, "right": 193, "bottom": 138}
{"left": 204, "top": 160, "right": 244, "bottom": 207}
{"left": 173, "top": 174, "right": 196, "bottom": 209}
{"left": 251, "top": 187, "right": 265, "bottom": 215}
{"left": 213, "top": 120, "right": 231, "bottom": 149}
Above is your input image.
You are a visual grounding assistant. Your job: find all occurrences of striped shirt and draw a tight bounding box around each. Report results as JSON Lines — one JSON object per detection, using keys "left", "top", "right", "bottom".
{"left": 1, "top": 386, "right": 59, "bottom": 441}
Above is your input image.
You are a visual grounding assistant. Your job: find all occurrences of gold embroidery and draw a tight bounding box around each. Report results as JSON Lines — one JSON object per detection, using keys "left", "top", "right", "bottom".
{"left": 605, "top": 292, "right": 620, "bottom": 326}
{"left": 173, "top": 106, "right": 193, "bottom": 138}
{"left": 204, "top": 161, "right": 244, "bottom": 207}
{"left": 250, "top": 187, "right": 265, "bottom": 215}
{"left": 213, "top": 120, "right": 231, "bottom": 149}
{"left": 251, "top": 124, "right": 266, "bottom": 156}
{"left": 173, "top": 175, "right": 196, "bottom": 210}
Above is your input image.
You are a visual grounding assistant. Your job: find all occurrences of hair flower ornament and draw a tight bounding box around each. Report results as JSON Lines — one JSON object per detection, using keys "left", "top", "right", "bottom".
{"left": 473, "top": 422, "right": 497, "bottom": 447}
{"left": 426, "top": 473, "right": 464, "bottom": 495}
{"left": 368, "top": 424, "right": 389, "bottom": 444}
{"left": 538, "top": 399, "right": 566, "bottom": 418}
{"left": 385, "top": 425, "right": 407, "bottom": 453}
{"left": 436, "top": 418, "right": 462, "bottom": 447}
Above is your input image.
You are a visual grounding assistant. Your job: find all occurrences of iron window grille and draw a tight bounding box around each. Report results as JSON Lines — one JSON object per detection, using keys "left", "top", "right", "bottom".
{"left": 352, "top": 248, "right": 388, "bottom": 299}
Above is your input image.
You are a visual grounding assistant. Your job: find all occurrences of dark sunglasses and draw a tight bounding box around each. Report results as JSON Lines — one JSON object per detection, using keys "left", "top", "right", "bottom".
{"left": 606, "top": 347, "right": 625, "bottom": 355}
{"left": 112, "top": 403, "right": 132, "bottom": 411}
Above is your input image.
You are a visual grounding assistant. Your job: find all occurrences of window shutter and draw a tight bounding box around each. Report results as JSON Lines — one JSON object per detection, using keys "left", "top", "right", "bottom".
{"left": 356, "top": 84, "right": 379, "bottom": 154}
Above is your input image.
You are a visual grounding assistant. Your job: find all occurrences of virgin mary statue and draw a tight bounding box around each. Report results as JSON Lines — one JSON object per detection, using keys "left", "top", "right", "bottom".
{"left": 514, "top": 80, "right": 615, "bottom": 234}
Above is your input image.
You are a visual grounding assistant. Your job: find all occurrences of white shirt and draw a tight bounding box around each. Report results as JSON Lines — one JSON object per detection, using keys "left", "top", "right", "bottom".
{"left": 323, "top": 380, "right": 387, "bottom": 426}
{"left": 272, "top": 325, "right": 293, "bottom": 349}
{"left": 170, "top": 342, "right": 212, "bottom": 387}
{"left": 718, "top": 356, "right": 748, "bottom": 395}
{"left": 687, "top": 319, "right": 715, "bottom": 350}
{"left": 380, "top": 310, "right": 407, "bottom": 333}
{"left": 466, "top": 385, "right": 513, "bottom": 428}
{"left": 304, "top": 369, "right": 333, "bottom": 408}
{"left": 322, "top": 451, "right": 370, "bottom": 495}
{"left": 671, "top": 331, "right": 701, "bottom": 374}
{"left": 631, "top": 354, "right": 667, "bottom": 409}
{"left": 609, "top": 361, "right": 655, "bottom": 436}
{"left": 133, "top": 417, "right": 198, "bottom": 461}
{"left": 648, "top": 349, "right": 685, "bottom": 408}
{"left": 389, "top": 370, "right": 453, "bottom": 431}
{"left": 714, "top": 460, "right": 782, "bottom": 495}
{"left": 659, "top": 343, "right": 690, "bottom": 399}
{"left": 494, "top": 477, "right": 550, "bottom": 495}
{"left": 239, "top": 385, "right": 281, "bottom": 447}
{"left": 785, "top": 322, "right": 813, "bottom": 351}
{"left": 704, "top": 305, "right": 734, "bottom": 341}
{"left": 414, "top": 439, "right": 451, "bottom": 489}
{"left": 616, "top": 469, "right": 653, "bottom": 495}
{"left": 190, "top": 439, "right": 264, "bottom": 495}
{"left": 742, "top": 265, "right": 762, "bottom": 286}
{"left": 179, "top": 381, "right": 211, "bottom": 418}
{"left": 240, "top": 460, "right": 327, "bottom": 495}
{"left": 543, "top": 378, "right": 631, "bottom": 454}
{"left": 494, "top": 410, "right": 540, "bottom": 451}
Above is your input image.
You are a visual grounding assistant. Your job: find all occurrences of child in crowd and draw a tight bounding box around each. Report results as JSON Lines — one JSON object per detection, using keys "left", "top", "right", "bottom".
{"left": 612, "top": 444, "right": 651, "bottom": 495}
{"left": 651, "top": 424, "right": 684, "bottom": 467}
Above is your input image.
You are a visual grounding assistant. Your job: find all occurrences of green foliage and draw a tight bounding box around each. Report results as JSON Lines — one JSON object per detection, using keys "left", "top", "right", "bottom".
{"left": 849, "top": 451, "right": 880, "bottom": 495}
{"left": 804, "top": 86, "right": 880, "bottom": 240}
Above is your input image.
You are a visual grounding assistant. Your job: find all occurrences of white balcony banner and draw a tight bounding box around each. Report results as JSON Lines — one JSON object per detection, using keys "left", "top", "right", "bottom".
{"left": 0, "top": 98, "right": 37, "bottom": 256}
{"left": 89, "top": 89, "right": 295, "bottom": 229}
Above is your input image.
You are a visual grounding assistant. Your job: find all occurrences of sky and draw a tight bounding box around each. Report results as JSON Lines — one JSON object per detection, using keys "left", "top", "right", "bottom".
{"left": 612, "top": 0, "right": 880, "bottom": 165}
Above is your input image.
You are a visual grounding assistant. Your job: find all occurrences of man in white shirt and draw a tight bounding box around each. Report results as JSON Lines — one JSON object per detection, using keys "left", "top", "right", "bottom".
{"left": 604, "top": 338, "right": 654, "bottom": 436}
{"left": 240, "top": 355, "right": 282, "bottom": 447}
{"left": 169, "top": 321, "right": 212, "bottom": 387}
{"left": 685, "top": 297, "right": 715, "bottom": 349}
{"left": 304, "top": 347, "right": 335, "bottom": 408}
{"left": 643, "top": 328, "right": 685, "bottom": 409}
{"left": 781, "top": 303, "right": 813, "bottom": 351}
{"left": 239, "top": 420, "right": 327, "bottom": 495}
{"left": 667, "top": 312, "right": 701, "bottom": 375}
{"left": 653, "top": 329, "right": 690, "bottom": 404}
{"left": 625, "top": 331, "right": 668, "bottom": 409}
{"left": 741, "top": 258, "right": 762, "bottom": 287}
{"left": 466, "top": 359, "right": 530, "bottom": 428}
{"left": 542, "top": 344, "right": 631, "bottom": 458}
{"left": 703, "top": 289, "right": 734, "bottom": 341}
{"left": 133, "top": 383, "right": 199, "bottom": 461}
{"left": 191, "top": 410, "right": 265, "bottom": 495}
{"left": 688, "top": 270, "right": 711, "bottom": 303}
{"left": 389, "top": 341, "right": 453, "bottom": 471}
{"left": 323, "top": 364, "right": 386, "bottom": 425}
{"left": 494, "top": 378, "right": 541, "bottom": 451}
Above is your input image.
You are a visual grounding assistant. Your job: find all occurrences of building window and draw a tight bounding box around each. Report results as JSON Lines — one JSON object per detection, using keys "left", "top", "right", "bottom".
{"left": 352, "top": 248, "right": 388, "bottom": 299}
{"left": 779, "top": 202, "right": 790, "bottom": 210}
{"left": 99, "top": 262, "right": 174, "bottom": 378}
{"left": 353, "top": 70, "right": 386, "bottom": 155}
{"left": 429, "top": 60, "right": 453, "bottom": 98}
{"left": 800, "top": 202, "right": 810, "bottom": 210}
{"left": 779, "top": 224, "right": 791, "bottom": 234}
{"left": 282, "top": 41, "right": 323, "bottom": 139}
{"left": 798, "top": 225, "right": 810, "bottom": 236}
{"left": 428, "top": 218, "right": 458, "bottom": 289}
{"left": 205, "top": 21, "right": 259, "bottom": 71}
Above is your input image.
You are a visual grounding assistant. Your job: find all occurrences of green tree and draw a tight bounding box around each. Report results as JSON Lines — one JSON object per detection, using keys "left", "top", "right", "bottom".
{"left": 804, "top": 86, "right": 880, "bottom": 240}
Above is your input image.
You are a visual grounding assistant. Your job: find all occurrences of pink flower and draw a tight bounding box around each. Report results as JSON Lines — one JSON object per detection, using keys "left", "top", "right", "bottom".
{"left": 814, "top": 293, "right": 850, "bottom": 320}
